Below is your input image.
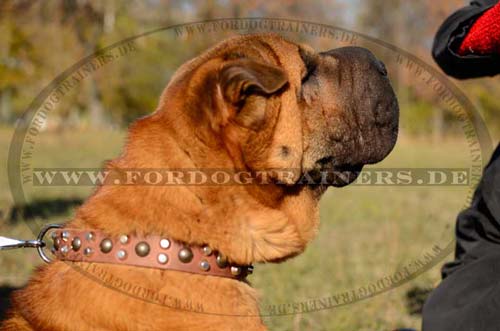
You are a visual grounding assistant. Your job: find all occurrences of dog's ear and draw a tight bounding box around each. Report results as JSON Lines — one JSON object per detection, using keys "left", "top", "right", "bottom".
{"left": 219, "top": 59, "right": 288, "bottom": 105}
{"left": 219, "top": 59, "right": 287, "bottom": 129}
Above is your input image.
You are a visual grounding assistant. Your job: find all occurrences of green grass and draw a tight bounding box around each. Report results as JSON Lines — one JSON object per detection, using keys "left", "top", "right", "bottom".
{"left": 0, "top": 127, "right": 487, "bottom": 330}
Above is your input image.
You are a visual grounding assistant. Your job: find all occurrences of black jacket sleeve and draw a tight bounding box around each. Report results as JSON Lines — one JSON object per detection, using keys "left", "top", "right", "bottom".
{"left": 432, "top": 0, "right": 500, "bottom": 79}
{"left": 441, "top": 143, "right": 500, "bottom": 278}
{"left": 422, "top": 143, "right": 500, "bottom": 331}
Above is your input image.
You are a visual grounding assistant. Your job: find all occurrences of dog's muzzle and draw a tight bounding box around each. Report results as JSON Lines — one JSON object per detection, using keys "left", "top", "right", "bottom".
{"left": 303, "top": 46, "right": 399, "bottom": 187}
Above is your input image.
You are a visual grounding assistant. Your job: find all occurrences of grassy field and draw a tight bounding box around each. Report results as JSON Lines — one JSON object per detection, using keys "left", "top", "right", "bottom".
{"left": 0, "top": 126, "right": 490, "bottom": 330}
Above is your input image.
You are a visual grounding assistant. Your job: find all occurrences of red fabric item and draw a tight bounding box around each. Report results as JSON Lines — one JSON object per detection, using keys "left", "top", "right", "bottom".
{"left": 458, "top": 2, "right": 500, "bottom": 55}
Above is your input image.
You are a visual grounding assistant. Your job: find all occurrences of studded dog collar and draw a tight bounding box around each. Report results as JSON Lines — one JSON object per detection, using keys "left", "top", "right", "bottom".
{"left": 50, "top": 229, "right": 253, "bottom": 280}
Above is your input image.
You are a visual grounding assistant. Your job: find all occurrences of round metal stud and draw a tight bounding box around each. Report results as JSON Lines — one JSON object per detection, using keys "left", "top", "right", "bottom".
{"left": 85, "top": 232, "right": 95, "bottom": 241}
{"left": 135, "top": 242, "right": 150, "bottom": 257}
{"left": 60, "top": 245, "right": 69, "bottom": 255}
{"left": 230, "top": 266, "right": 241, "bottom": 276}
{"left": 216, "top": 253, "right": 228, "bottom": 268}
{"left": 178, "top": 247, "right": 193, "bottom": 263}
{"left": 202, "top": 246, "right": 212, "bottom": 256}
{"left": 200, "top": 260, "right": 210, "bottom": 271}
{"left": 53, "top": 238, "right": 61, "bottom": 250}
{"left": 159, "top": 238, "right": 171, "bottom": 249}
{"left": 116, "top": 249, "right": 127, "bottom": 260}
{"left": 71, "top": 237, "right": 81, "bottom": 251}
{"left": 157, "top": 253, "right": 168, "bottom": 264}
{"left": 83, "top": 247, "right": 93, "bottom": 256}
{"left": 247, "top": 265, "right": 254, "bottom": 274}
{"left": 61, "top": 231, "right": 70, "bottom": 241}
{"left": 100, "top": 238, "right": 113, "bottom": 253}
{"left": 119, "top": 235, "right": 129, "bottom": 244}
{"left": 50, "top": 231, "right": 58, "bottom": 240}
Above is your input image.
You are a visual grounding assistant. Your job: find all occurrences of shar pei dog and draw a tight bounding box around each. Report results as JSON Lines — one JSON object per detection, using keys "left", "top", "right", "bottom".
{"left": 1, "top": 33, "right": 398, "bottom": 331}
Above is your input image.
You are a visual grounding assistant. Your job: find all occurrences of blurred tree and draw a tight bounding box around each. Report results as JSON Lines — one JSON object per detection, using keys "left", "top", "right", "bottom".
{"left": 0, "top": 1, "right": 35, "bottom": 123}
{"left": 60, "top": 0, "right": 107, "bottom": 127}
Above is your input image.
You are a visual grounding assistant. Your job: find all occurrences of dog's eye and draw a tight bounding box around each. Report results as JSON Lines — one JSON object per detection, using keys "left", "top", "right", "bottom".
{"left": 299, "top": 47, "right": 317, "bottom": 83}
{"left": 301, "top": 65, "right": 316, "bottom": 83}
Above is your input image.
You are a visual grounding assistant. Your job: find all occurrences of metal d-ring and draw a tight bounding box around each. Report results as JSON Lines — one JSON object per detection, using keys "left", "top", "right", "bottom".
{"left": 36, "top": 223, "right": 64, "bottom": 263}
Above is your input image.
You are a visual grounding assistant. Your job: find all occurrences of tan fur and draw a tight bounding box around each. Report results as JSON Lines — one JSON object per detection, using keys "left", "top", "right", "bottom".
{"left": 2, "top": 34, "right": 325, "bottom": 331}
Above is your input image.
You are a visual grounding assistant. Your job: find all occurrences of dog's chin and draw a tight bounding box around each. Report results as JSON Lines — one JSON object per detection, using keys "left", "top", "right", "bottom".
{"left": 301, "top": 163, "right": 364, "bottom": 188}
{"left": 327, "top": 164, "right": 364, "bottom": 187}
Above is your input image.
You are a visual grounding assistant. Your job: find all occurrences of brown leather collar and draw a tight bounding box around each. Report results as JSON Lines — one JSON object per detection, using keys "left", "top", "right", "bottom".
{"left": 51, "top": 229, "right": 253, "bottom": 280}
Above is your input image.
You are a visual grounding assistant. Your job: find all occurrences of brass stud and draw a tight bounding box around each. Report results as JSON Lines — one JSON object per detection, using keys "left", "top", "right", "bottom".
{"left": 157, "top": 253, "right": 168, "bottom": 264}
{"left": 135, "top": 242, "right": 150, "bottom": 257}
{"left": 119, "top": 235, "right": 129, "bottom": 244}
{"left": 216, "top": 253, "right": 228, "bottom": 268}
{"left": 60, "top": 245, "right": 69, "bottom": 255}
{"left": 178, "top": 247, "right": 193, "bottom": 263}
{"left": 230, "top": 266, "right": 241, "bottom": 276}
{"left": 100, "top": 238, "right": 113, "bottom": 253}
{"left": 116, "top": 249, "right": 127, "bottom": 260}
{"left": 53, "top": 238, "right": 61, "bottom": 250}
{"left": 202, "top": 246, "right": 212, "bottom": 256}
{"left": 85, "top": 232, "right": 95, "bottom": 241}
{"left": 83, "top": 247, "right": 93, "bottom": 256}
{"left": 159, "top": 238, "right": 171, "bottom": 249}
{"left": 61, "top": 231, "right": 70, "bottom": 241}
{"left": 200, "top": 260, "right": 210, "bottom": 271}
{"left": 71, "top": 237, "right": 81, "bottom": 251}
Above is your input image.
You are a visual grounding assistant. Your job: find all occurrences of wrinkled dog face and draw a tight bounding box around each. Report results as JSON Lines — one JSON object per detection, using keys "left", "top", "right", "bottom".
{"left": 171, "top": 34, "right": 399, "bottom": 191}
{"left": 299, "top": 46, "right": 399, "bottom": 187}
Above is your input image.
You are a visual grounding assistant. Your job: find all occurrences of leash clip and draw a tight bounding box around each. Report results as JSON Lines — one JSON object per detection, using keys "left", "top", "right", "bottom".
{"left": 36, "top": 223, "right": 64, "bottom": 263}
{"left": 0, "top": 237, "right": 44, "bottom": 250}
{"left": 0, "top": 223, "right": 63, "bottom": 263}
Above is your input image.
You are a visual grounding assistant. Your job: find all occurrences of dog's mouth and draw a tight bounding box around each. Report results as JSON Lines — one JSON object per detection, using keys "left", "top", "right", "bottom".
{"left": 302, "top": 157, "right": 364, "bottom": 187}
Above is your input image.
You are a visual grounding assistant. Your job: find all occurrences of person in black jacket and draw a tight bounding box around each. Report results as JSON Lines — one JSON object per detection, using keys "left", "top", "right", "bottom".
{"left": 423, "top": 1, "right": 500, "bottom": 330}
